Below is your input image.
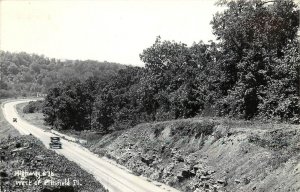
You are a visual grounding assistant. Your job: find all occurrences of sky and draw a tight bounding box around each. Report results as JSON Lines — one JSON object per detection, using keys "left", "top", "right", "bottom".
{"left": 0, "top": 0, "right": 224, "bottom": 66}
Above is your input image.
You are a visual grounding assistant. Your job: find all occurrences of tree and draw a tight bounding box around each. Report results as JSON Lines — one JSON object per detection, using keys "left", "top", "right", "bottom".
{"left": 139, "top": 38, "right": 214, "bottom": 119}
{"left": 94, "top": 91, "right": 115, "bottom": 132}
{"left": 211, "top": 0, "right": 299, "bottom": 119}
{"left": 43, "top": 86, "right": 61, "bottom": 128}
{"left": 258, "top": 39, "right": 300, "bottom": 122}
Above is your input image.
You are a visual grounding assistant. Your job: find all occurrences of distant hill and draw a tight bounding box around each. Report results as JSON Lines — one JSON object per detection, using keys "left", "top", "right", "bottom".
{"left": 0, "top": 51, "right": 126, "bottom": 98}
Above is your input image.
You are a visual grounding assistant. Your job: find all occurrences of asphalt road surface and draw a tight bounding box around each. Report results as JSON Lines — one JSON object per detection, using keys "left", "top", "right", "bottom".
{"left": 2, "top": 99, "right": 180, "bottom": 192}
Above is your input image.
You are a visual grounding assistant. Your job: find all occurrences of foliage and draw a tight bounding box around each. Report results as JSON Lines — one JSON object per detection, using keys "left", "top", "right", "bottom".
{"left": 257, "top": 40, "right": 300, "bottom": 123}
{"left": 0, "top": 89, "right": 16, "bottom": 99}
{"left": 140, "top": 37, "right": 214, "bottom": 120}
{"left": 0, "top": 51, "right": 124, "bottom": 97}
{"left": 23, "top": 100, "right": 43, "bottom": 113}
{"left": 42, "top": 0, "right": 300, "bottom": 133}
{"left": 43, "top": 78, "right": 99, "bottom": 131}
{"left": 211, "top": 0, "right": 299, "bottom": 120}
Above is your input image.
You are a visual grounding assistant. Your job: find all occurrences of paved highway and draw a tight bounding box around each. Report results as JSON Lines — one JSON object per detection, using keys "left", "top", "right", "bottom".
{"left": 2, "top": 99, "right": 180, "bottom": 192}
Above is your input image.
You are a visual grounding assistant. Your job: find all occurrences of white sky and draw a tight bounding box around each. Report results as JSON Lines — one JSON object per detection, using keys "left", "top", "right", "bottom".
{"left": 0, "top": 0, "right": 223, "bottom": 66}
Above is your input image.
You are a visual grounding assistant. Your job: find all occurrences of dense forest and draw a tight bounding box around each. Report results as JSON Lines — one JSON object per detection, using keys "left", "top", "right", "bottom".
{"left": 0, "top": 51, "right": 125, "bottom": 98}
{"left": 18, "top": 0, "right": 300, "bottom": 132}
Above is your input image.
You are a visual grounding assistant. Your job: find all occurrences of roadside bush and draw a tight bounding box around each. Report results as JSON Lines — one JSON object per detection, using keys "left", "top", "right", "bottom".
{"left": 0, "top": 89, "right": 15, "bottom": 99}
{"left": 23, "top": 100, "right": 43, "bottom": 113}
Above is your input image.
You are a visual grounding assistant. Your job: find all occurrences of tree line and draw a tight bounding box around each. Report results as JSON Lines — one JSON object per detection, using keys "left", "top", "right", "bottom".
{"left": 40, "top": 0, "right": 300, "bottom": 132}
{"left": 0, "top": 51, "right": 124, "bottom": 98}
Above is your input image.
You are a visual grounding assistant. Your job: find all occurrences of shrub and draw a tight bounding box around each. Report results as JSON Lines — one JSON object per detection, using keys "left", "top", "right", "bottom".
{"left": 0, "top": 89, "right": 15, "bottom": 99}
{"left": 23, "top": 100, "right": 43, "bottom": 113}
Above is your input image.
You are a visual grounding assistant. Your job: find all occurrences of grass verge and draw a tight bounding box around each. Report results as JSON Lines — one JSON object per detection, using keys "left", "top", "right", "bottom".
{"left": 0, "top": 99, "right": 20, "bottom": 140}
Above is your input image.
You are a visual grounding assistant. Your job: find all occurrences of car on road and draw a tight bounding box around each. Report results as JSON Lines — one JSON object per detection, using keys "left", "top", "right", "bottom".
{"left": 49, "top": 137, "right": 62, "bottom": 149}
{"left": 13, "top": 118, "right": 17, "bottom": 122}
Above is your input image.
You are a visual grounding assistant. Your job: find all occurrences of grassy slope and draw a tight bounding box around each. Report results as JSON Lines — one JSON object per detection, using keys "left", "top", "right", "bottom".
{"left": 16, "top": 103, "right": 105, "bottom": 145}
{"left": 16, "top": 102, "right": 49, "bottom": 129}
{"left": 18, "top": 102, "right": 300, "bottom": 192}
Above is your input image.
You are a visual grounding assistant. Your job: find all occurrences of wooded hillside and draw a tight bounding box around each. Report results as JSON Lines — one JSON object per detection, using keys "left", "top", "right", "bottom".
{"left": 0, "top": 51, "right": 125, "bottom": 98}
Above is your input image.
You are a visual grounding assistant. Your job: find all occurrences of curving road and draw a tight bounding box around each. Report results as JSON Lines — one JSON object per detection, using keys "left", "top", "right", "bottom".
{"left": 2, "top": 99, "right": 180, "bottom": 192}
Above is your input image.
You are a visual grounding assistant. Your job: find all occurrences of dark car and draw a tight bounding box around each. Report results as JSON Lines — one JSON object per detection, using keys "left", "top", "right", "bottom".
{"left": 49, "top": 137, "right": 62, "bottom": 149}
{"left": 13, "top": 118, "right": 17, "bottom": 122}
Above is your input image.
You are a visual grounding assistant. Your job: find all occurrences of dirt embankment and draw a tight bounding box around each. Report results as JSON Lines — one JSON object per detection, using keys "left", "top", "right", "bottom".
{"left": 88, "top": 118, "right": 300, "bottom": 192}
